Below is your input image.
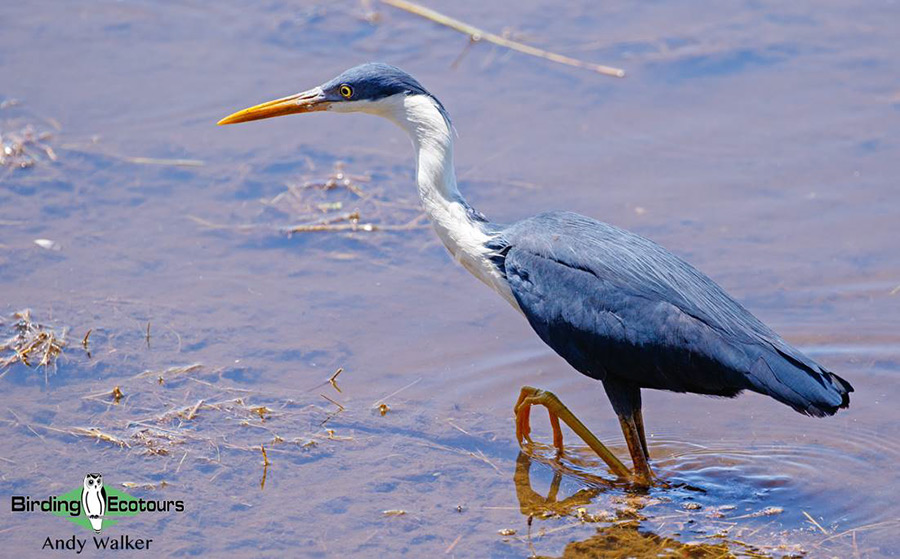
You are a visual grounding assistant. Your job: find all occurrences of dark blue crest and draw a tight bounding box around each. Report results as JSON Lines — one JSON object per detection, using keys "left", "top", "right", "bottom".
{"left": 321, "top": 63, "right": 449, "bottom": 121}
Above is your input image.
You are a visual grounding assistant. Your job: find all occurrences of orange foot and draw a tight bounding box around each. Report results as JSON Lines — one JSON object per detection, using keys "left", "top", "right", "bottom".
{"left": 512, "top": 386, "right": 631, "bottom": 480}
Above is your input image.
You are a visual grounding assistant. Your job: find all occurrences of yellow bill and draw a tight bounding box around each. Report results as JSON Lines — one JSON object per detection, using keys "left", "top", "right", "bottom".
{"left": 218, "top": 87, "right": 329, "bottom": 125}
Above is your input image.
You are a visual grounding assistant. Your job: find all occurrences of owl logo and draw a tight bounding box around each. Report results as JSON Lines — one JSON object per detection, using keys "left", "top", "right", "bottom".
{"left": 81, "top": 473, "right": 107, "bottom": 533}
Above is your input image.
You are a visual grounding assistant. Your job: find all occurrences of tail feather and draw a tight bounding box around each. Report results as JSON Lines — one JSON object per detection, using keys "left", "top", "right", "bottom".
{"left": 822, "top": 370, "right": 854, "bottom": 410}
{"left": 746, "top": 347, "right": 853, "bottom": 417}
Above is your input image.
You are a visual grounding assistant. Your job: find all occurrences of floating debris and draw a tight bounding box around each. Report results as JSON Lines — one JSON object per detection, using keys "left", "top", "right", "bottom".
{"left": 132, "top": 429, "right": 177, "bottom": 456}
{"left": 183, "top": 399, "right": 204, "bottom": 421}
{"left": 802, "top": 510, "right": 829, "bottom": 535}
{"left": 576, "top": 507, "right": 614, "bottom": 522}
{"left": 378, "top": 403, "right": 390, "bottom": 416}
{"left": 193, "top": 161, "right": 428, "bottom": 237}
{"left": 121, "top": 156, "right": 204, "bottom": 167}
{"left": 81, "top": 329, "right": 93, "bottom": 358}
{"left": 284, "top": 213, "right": 425, "bottom": 234}
{"left": 756, "top": 506, "right": 784, "bottom": 517}
{"left": 251, "top": 406, "right": 271, "bottom": 421}
{"left": 69, "top": 427, "right": 131, "bottom": 448}
{"left": 732, "top": 506, "right": 785, "bottom": 520}
{"left": 0, "top": 123, "right": 57, "bottom": 170}
{"left": 120, "top": 481, "right": 170, "bottom": 491}
{"left": 111, "top": 386, "right": 124, "bottom": 405}
{"left": 382, "top": 509, "right": 407, "bottom": 517}
{"left": 0, "top": 309, "right": 67, "bottom": 382}
{"left": 328, "top": 367, "right": 343, "bottom": 393}
{"left": 323, "top": 429, "right": 353, "bottom": 441}
{"left": 134, "top": 363, "right": 203, "bottom": 382}
{"left": 497, "top": 528, "right": 517, "bottom": 536}
{"left": 33, "top": 239, "right": 61, "bottom": 251}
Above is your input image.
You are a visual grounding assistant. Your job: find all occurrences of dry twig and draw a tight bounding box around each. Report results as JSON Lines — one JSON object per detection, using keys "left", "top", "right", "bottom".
{"left": 381, "top": 0, "right": 625, "bottom": 77}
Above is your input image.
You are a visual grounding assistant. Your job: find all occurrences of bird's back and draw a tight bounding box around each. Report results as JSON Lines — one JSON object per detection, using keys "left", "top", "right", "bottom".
{"left": 490, "top": 211, "right": 852, "bottom": 416}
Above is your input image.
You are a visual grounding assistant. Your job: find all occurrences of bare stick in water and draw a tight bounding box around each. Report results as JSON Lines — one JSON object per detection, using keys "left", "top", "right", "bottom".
{"left": 381, "top": 0, "right": 625, "bottom": 78}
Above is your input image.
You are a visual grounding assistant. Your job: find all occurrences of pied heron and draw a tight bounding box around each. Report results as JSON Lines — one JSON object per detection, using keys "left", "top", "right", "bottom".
{"left": 218, "top": 63, "right": 853, "bottom": 484}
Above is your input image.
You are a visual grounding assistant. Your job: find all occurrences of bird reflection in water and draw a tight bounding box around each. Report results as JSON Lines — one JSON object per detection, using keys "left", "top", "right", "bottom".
{"left": 514, "top": 451, "right": 602, "bottom": 520}
{"left": 512, "top": 452, "right": 767, "bottom": 558}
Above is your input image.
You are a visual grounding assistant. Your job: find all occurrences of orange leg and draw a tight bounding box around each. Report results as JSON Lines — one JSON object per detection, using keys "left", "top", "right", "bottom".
{"left": 514, "top": 386, "right": 631, "bottom": 479}
{"left": 634, "top": 407, "right": 649, "bottom": 459}
{"left": 618, "top": 413, "right": 652, "bottom": 486}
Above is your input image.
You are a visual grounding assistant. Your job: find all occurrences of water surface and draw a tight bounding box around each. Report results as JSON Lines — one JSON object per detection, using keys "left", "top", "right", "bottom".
{"left": 2, "top": 0, "right": 899, "bottom": 557}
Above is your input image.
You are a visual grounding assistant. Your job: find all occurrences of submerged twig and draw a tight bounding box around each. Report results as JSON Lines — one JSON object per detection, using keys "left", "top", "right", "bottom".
{"left": 8, "top": 408, "right": 47, "bottom": 442}
{"left": 320, "top": 393, "right": 345, "bottom": 412}
{"left": 68, "top": 427, "right": 131, "bottom": 448}
{"left": 371, "top": 377, "right": 422, "bottom": 408}
{"left": 134, "top": 363, "right": 203, "bottom": 381}
{"left": 381, "top": 0, "right": 625, "bottom": 77}
{"left": 803, "top": 510, "right": 829, "bottom": 535}
{"left": 329, "top": 367, "right": 343, "bottom": 393}
{"left": 185, "top": 399, "right": 205, "bottom": 421}
{"left": 444, "top": 534, "right": 463, "bottom": 554}
{"left": 260, "top": 444, "right": 269, "bottom": 490}
{"left": 122, "top": 156, "right": 204, "bottom": 167}
{"left": 82, "top": 328, "right": 93, "bottom": 358}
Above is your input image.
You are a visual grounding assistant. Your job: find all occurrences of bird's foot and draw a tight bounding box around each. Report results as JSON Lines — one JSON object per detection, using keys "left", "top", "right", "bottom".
{"left": 514, "top": 386, "right": 564, "bottom": 451}
{"left": 513, "top": 386, "right": 632, "bottom": 479}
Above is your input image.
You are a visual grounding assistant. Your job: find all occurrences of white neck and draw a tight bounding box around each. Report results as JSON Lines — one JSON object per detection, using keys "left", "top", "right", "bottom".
{"left": 361, "top": 94, "right": 514, "bottom": 303}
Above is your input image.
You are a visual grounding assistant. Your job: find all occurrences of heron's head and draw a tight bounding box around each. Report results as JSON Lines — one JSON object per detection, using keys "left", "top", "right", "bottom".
{"left": 218, "top": 63, "right": 448, "bottom": 127}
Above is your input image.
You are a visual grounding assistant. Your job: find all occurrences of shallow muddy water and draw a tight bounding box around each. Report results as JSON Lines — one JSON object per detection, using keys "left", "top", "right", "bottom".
{"left": 2, "top": 0, "right": 899, "bottom": 557}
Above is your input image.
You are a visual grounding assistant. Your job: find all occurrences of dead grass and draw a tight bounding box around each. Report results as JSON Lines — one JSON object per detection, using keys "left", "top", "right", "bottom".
{"left": 0, "top": 121, "right": 58, "bottom": 171}
{"left": 26, "top": 362, "right": 364, "bottom": 487}
{"left": 0, "top": 310, "right": 67, "bottom": 382}
{"left": 190, "top": 161, "right": 428, "bottom": 236}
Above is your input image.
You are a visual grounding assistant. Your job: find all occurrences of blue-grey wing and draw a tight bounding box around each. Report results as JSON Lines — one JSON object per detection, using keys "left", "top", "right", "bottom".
{"left": 504, "top": 245, "right": 750, "bottom": 395}
{"left": 497, "top": 211, "right": 852, "bottom": 416}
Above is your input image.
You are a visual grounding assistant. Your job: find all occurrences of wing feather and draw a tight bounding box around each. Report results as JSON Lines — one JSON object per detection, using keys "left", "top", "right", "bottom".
{"left": 496, "top": 211, "right": 852, "bottom": 415}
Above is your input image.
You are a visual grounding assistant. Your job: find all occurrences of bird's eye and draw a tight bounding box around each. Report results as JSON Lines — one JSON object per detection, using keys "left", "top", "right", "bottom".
{"left": 339, "top": 84, "right": 353, "bottom": 99}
